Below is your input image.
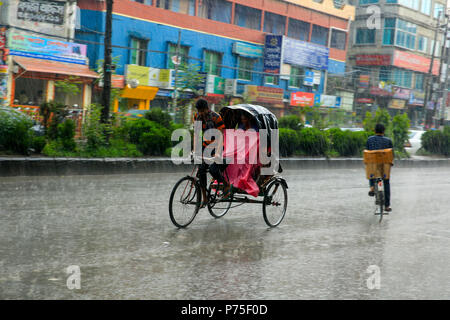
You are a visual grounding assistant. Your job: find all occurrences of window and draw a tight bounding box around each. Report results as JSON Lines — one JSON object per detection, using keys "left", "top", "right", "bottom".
{"left": 265, "top": 75, "right": 279, "bottom": 85}
{"left": 13, "top": 78, "right": 46, "bottom": 106}
{"left": 393, "top": 68, "right": 412, "bottom": 88}
{"left": 55, "top": 82, "right": 84, "bottom": 108}
{"left": 130, "top": 38, "right": 148, "bottom": 66}
{"left": 330, "top": 29, "right": 347, "bottom": 50}
{"left": 396, "top": 19, "right": 416, "bottom": 49}
{"left": 417, "top": 36, "right": 428, "bottom": 52}
{"left": 156, "top": 0, "right": 170, "bottom": 9}
{"left": 388, "top": 0, "right": 419, "bottom": 10}
{"left": 198, "top": 0, "right": 232, "bottom": 23}
{"left": 311, "top": 25, "right": 329, "bottom": 46}
{"left": 237, "top": 56, "right": 254, "bottom": 81}
{"left": 434, "top": 3, "right": 445, "bottom": 19}
{"left": 383, "top": 18, "right": 417, "bottom": 49}
{"left": 234, "top": 4, "right": 261, "bottom": 30}
{"left": 379, "top": 66, "right": 392, "bottom": 82}
{"left": 356, "top": 28, "right": 376, "bottom": 44}
{"left": 168, "top": 43, "right": 189, "bottom": 69}
{"left": 289, "top": 66, "right": 304, "bottom": 88}
{"left": 134, "top": 0, "right": 152, "bottom": 4}
{"left": 420, "top": 0, "right": 432, "bottom": 15}
{"left": 359, "top": 0, "right": 378, "bottom": 5}
{"left": 263, "top": 12, "right": 286, "bottom": 35}
{"left": 383, "top": 18, "right": 396, "bottom": 45}
{"left": 415, "top": 73, "right": 424, "bottom": 90}
{"left": 288, "top": 19, "right": 310, "bottom": 41}
{"left": 204, "top": 50, "right": 222, "bottom": 76}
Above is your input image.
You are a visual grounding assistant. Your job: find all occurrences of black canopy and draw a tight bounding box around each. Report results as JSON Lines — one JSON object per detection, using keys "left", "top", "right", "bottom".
{"left": 220, "top": 104, "right": 279, "bottom": 134}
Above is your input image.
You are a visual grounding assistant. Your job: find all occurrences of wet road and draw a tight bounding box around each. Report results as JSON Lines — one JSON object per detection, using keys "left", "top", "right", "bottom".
{"left": 1, "top": 167, "right": 450, "bottom": 299}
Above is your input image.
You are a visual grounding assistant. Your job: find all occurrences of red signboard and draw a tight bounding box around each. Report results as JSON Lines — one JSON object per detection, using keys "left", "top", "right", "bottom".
{"left": 356, "top": 98, "right": 374, "bottom": 104}
{"left": 392, "top": 50, "right": 440, "bottom": 75}
{"left": 370, "top": 87, "right": 393, "bottom": 97}
{"left": 355, "top": 54, "right": 391, "bottom": 66}
{"left": 111, "top": 75, "right": 125, "bottom": 89}
{"left": 290, "top": 92, "right": 315, "bottom": 107}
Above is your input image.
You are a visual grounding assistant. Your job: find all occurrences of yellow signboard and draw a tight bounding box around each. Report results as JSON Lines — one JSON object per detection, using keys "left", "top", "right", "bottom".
{"left": 126, "top": 65, "right": 149, "bottom": 86}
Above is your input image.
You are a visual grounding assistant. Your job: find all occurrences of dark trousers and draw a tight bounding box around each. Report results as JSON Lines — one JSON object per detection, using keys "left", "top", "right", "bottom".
{"left": 198, "top": 163, "right": 228, "bottom": 189}
{"left": 370, "top": 179, "right": 391, "bottom": 207}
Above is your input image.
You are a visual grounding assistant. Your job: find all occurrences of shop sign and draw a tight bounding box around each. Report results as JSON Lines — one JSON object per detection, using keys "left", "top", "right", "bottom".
{"left": 17, "top": 0, "right": 66, "bottom": 25}
{"left": 283, "top": 37, "right": 329, "bottom": 70}
{"left": 290, "top": 91, "right": 315, "bottom": 107}
{"left": 359, "top": 74, "right": 369, "bottom": 88}
{"left": 148, "top": 67, "right": 174, "bottom": 89}
{"left": 389, "top": 99, "right": 406, "bottom": 110}
{"left": 8, "top": 32, "right": 87, "bottom": 65}
{"left": 393, "top": 87, "right": 411, "bottom": 100}
{"left": 355, "top": 54, "right": 391, "bottom": 66}
{"left": 393, "top": 50, "right": 439, "bottom": 75}
{"left": 206, "top": 75, "right": 225, "bottom": 95}
{"left": 233, "top": 42, "right": 264, "bottom": 58}
{"left": 357, "top": 98, "right": 374, "bottom": 104}
{"left": 263, "top": 34, "right": 283, "bottom": 74}
{"left": 126, "top": 65, "right": 150, "bottom": 87}
{"left": 247, "top": 85, "right": 284, "bottom": 104}
{"left": 408, "top": 91, "right": 425, "bottom": 106}
{"left": 111, "top": 75, "right": 125, "bottom": 89}
{"left": 304, "top": 70, "right": 314, "bottom": 86}
{"left": 0, "top": 27, "right": 6, "bottom": 50}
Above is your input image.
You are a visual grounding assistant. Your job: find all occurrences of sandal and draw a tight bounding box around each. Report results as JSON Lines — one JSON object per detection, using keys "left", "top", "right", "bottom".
{"left": 368, "top": 190, "right": 375, "bottom": 197}
{"left": 384, "top": 207, "right": 392, "bottom": 213}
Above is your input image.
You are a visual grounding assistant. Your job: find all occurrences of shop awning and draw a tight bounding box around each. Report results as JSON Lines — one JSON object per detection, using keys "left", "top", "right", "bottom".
{"left": 121, "top": 85, "right": 159, "bottom": 100}
{"left": 13, "top": 56, "right": 99, "bottom": 79}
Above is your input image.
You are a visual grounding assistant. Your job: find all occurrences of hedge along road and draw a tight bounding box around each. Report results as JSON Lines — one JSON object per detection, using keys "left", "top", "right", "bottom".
{"left": 0, "top": 165, "right": 450, "bottom": 299}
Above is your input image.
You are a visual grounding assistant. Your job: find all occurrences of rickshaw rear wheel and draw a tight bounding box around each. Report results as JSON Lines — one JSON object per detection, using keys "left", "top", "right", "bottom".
{"left": 263, "top": 179, "right": 288, "bottom": 227}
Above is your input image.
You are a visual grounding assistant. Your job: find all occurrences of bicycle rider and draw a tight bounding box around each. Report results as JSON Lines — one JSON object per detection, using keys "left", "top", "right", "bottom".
{"left": 366, "top": 123, "right": 393, "bottom": 212}
{"left": 193, "top": 99, "right": 232, "bottom": 207}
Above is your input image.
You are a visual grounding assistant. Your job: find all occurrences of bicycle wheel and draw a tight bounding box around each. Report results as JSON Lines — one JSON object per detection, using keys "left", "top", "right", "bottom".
{"left": 378, "top": 191, "right": 384, "bottom": 222}
{"left": 263, "top": 179, "right": 288, "bottom": 227}
{"left": 169, "top": 176, "right": 200, "bottom": 228}
{"left": 207, "top": 181, "right": 232, "bottom": 218}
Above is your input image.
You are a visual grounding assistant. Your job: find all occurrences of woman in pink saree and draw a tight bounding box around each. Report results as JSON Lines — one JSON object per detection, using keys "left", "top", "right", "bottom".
{"left": 222, "top": 112, "right": 261, "bottom": 197}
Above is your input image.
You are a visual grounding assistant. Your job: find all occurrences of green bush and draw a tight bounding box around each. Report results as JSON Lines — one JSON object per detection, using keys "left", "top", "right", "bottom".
{"left": 421, "top": 127, "right": 450, "bottom": 156}
{"left": 392, "top": 113, "right": 410, "bottom": 152}
{"left": 32, "top": 136, "right": 47, "bottom": 154}
{"left": 327, "top": 128, "right": 369, "bottom": 157}
{"left": 0, "top": 107, "right": 33, "bottom": 155}
{"left": 279, "top": 128, "right": 299, "bottom": 157}
{"left": 57, "top": 120, "right": 76, "bottom": 151}
{"left": 144, "top": 108, "right": 173, "bottom": 129}
{"left": 125, "top": 118, "right": 171, "bottom": 155}
{"left": 297, "top": 128, "right": 330, "bottom": 156}
{"left": 83, "top": 104, "right": 111, "bottom": 150}
{"left": 279, "top": 115, "right": 302, "bottom": 131}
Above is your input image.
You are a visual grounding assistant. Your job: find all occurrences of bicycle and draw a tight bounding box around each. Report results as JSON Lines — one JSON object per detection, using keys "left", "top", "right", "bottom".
{"left": 373, "top": 178, "right": 385, "bottom": 222}
{"left": 168, "top": 161, "right": 288, "bottom": 229}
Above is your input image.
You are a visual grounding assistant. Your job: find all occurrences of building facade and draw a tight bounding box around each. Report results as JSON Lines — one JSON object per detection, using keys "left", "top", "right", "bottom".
{"left": 76, "top": 0, "right": 355, "bottom": 119}
{"left": 347, "top": 0, "right": 448, "bottom": 127}
{"left": 0, "top": 0, "right": 97, "bottom": 122}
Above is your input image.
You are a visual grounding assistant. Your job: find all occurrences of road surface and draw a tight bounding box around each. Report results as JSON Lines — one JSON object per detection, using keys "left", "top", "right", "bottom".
{"left": 1, "top": 167, "right": 449, "bottom": 299}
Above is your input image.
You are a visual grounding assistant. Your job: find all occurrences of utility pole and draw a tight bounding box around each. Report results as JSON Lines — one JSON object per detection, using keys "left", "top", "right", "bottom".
{"left": 424, "top": 12, "right": 442, "bottom": 129}
{"left": 101, "top": 0, "right": 113, "bottom": 124}
{"left": 172, "top": 29, "right": 182, "bottom": 119}
{"left": 438, "top": 14, "right": 450, "bottom": 127}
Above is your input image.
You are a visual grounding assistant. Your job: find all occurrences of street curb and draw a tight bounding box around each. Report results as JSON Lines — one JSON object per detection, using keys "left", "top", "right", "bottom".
{"left": 1, "top": 157, "right": 449, "bottom": 177}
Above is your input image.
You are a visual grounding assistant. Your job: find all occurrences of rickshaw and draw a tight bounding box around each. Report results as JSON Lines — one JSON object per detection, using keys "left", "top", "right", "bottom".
{"left": 169, "top": 104, "right": 288, "bottom": 228}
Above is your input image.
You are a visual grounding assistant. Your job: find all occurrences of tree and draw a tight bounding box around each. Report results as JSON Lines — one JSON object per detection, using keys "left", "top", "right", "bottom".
{"left": 392, "top": 113, "right": 410, "bottom": 152}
